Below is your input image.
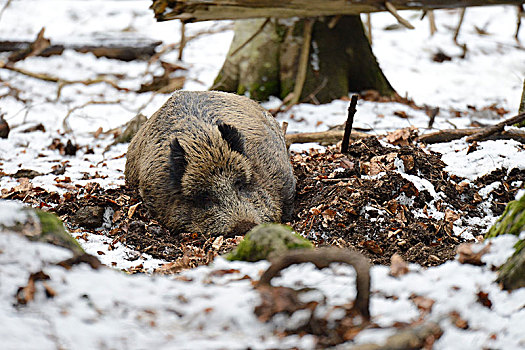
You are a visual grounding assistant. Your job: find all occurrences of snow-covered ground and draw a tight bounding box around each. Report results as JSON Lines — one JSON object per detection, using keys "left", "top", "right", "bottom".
{"left": 0, "top": 1, "right": 524, "bottom": 349}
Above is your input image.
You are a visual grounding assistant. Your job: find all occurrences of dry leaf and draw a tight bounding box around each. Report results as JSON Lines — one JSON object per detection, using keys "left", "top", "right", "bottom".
{"left": 128, "top": 202, "right": 141, "bottom": 219}
{"left": 457, "top": 243, "right": 491, "bottom": 266}
{"left": 411, "top": 294, "right": 435, "bottom": 313}
{"left": 390, "top": 253, "right": 409, "bottom": 277}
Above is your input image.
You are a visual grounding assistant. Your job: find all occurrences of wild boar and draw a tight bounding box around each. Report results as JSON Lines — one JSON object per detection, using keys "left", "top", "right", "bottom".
{"left": 125, "top": 91, "right": 295, "bottom": 235}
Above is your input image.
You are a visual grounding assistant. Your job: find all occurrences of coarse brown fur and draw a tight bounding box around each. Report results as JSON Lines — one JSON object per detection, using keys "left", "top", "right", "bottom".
{"left": 125, "top": 91, "right": 296, "bottom": 235}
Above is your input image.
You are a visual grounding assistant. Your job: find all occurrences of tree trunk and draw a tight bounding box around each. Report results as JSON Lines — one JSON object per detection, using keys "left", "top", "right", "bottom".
{"left": 486, "top": 194, "right": 525, "bottom": 291}
{"left": 212, "top": 16, "right": 395, "bottom": 103}
{"left": 518, "top": 79, "right": 525, "bottom": 127}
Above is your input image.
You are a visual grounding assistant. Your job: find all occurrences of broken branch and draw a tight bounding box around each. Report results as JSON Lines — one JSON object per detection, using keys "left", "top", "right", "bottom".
{"left": 341, "top": 94, "right": 359, "bottom": 153}
{"left": 466, "top": 112, "right": 525, "bottom": 142}
{"left": 385, "top": 2, "right": 415, "bottom": 29}
{"left": 419, "top": 127, "right": 525, "bottom": 144}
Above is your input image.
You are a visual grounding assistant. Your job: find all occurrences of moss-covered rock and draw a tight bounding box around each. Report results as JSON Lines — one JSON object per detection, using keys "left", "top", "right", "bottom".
{"left": 0, "top": 200, "right": 84, "bottom": 255}
{"left": 226, "top": 223, "right": 313, "bottom": 262}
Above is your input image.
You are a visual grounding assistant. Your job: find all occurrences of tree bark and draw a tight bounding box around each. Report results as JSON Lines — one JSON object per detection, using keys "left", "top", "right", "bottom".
{"left": 212, "top": 16, "right": 395, "bottom": 103}
{"left": 151, "top": 0, "right": 525, "bottom": 22}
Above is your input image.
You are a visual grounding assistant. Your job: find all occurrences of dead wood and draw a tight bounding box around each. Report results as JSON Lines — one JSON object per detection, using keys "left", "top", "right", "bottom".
{"left": 341, "top": 94, "right": 359, "bottom": 153}
{"left": 286, "top": 129, "right": 369, "bottom": 147}
{"left": 0, "top": 38, "right": 162, "bottom": 61}
{"left": 419, "top": 127, "right": 525, "bottom": 144}
{"left": 466, "top": 112, "right": 525, "bottom": 142}
{"left": 151, "top": 0, "right": 525, "bottom": 22}
{"left": 257, "top": 247, "right": 371, "bottom": 319}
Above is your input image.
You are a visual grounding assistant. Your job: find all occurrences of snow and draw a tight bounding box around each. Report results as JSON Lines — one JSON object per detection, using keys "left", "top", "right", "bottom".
{"left": 1, "top": 1, "right": 525, "bottom": 349}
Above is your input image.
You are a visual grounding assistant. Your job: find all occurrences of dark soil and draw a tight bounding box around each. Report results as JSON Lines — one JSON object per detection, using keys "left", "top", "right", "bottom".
{"left": 5, "top": 136, "right": 524, "bottom": 271}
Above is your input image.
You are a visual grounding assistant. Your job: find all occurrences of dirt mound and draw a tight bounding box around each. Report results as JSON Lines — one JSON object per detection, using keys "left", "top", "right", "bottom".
{"left": 5, "top": 136, "right": 523, "bottom": 270}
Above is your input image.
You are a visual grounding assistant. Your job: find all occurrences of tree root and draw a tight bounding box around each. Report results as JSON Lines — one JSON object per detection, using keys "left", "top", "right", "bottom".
{"left": 257, "top": 247, "right": 371, "bottom": 320}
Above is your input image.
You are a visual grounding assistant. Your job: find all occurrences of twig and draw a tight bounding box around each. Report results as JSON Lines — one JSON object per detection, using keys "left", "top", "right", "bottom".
{"left": 466, "top": 112, "right": 525, "bottom": 142}
{"left": 428, "top": 10, "right": 437, "bottom": 36}
{"left": 230, "top": 18, "right": 270, "bottom": 57}
{"left": 341, "top": 94, "right": 358, "bottom": 153}
{"left": 63, "top": 100, "right": 122, "bottom": 133}
{"left": 385, "top": 2, "right": 415, "bottom": 30}
{"left": 289, "top": 18, "right": 314, "bottom": 106}
{"left": 327, "top": 15, "right": 341, "bottom": 29}
{"left": 0, "top": 0, "right": 12, "bottom": 22}
{"left": 454, "top": 8, "right": 466, "bottom": 42}
{"left": 281, "top": 121, "right": 288, "bottom": 136}
{"left": 453, "top": 8, "right": 468, "bottom": 57}
{"left": 516, "top": 5, "right": 524, "bottom": 43}
{"left": 257, "top": 248, "right": 371, "bottom": 320}
{"left": 178, "top": 21, "right": 186, "bottom": 60}
{"left": 0, "top": 62, "right": 130, "bottom": 99}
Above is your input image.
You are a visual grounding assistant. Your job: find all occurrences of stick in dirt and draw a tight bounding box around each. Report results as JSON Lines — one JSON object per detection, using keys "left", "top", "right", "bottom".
{"left": 341, "top": 94, "right": 358, "bottom": 153}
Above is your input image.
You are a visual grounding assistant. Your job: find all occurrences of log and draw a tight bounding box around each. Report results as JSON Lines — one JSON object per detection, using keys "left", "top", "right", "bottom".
{"left": 151, "top": 0, "right": 525, "bottom": 22}
{"left": 0, "top": 38, "right": 162, "bottom": 61}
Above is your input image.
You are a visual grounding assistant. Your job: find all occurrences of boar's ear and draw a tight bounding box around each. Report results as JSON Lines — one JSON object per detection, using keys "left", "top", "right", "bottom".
{"left": 170, "top": 138, "right": 187, "bottom": 188}
{"left": 218, "top": 123, "right": 244, "bottom": 155}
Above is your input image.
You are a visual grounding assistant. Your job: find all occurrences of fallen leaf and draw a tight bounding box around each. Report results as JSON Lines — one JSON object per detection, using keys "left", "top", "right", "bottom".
{"left": 457, "top": 243, "right": 491, "bottom": 266}
{"left": 449, "top": 311, "right": 469, "bottom": 329}
{"left": 476, "top": 291, "right": 492, "bottom": 309}
{"left": 128, "top": 202, "right": 141, "bottom": 219}
{"left": 390, "top": 253, "right": 409, "bottom": 277}
{"left": 364, "top": 240, "right": 384, "bottom": 255}
{"left": 410, "top": 294, "right": 435, "bottom": 314}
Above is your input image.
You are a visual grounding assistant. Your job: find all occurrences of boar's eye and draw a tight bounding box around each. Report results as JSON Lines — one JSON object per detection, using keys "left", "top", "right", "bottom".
{"left": 218, "top": 123, "right": 244, "bottom": 155}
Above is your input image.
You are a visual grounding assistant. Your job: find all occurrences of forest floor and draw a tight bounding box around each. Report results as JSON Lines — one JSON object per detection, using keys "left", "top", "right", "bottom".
{"left": 1, "top": 1, "right": 525, "bottom": 349}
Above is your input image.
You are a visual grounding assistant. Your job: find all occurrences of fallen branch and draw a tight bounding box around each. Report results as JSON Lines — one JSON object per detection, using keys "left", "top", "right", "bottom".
{"left": 285, "top": 129, "right": 370, "bottom": 147}
{"left": 466, "top": 112, "right": 525, "bottom": 142}
{"left": 257, "top": 247, "right": 371, "bottom": 319}
{"left": 151, "top": 0, "right": 525, "bottom": 22}
{"left": 0, "top": 38, "right": 162, "bottom": 61}
{"left": 0, "top": 63, "right": 130, "bottom": 99}
{"left": 419, "top": 127, "right": 525, "bottom": 144}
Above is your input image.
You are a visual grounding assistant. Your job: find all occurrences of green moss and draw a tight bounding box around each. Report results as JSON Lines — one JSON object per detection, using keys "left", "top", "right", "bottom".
{"left": 226, "top": 223, "right": 313, "bottom": 262}
{"left": 35, "top": 210, "right": 84, "bottom": 254}
{"left": 486, "top": 195, "right": 525, "bottom": 239}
